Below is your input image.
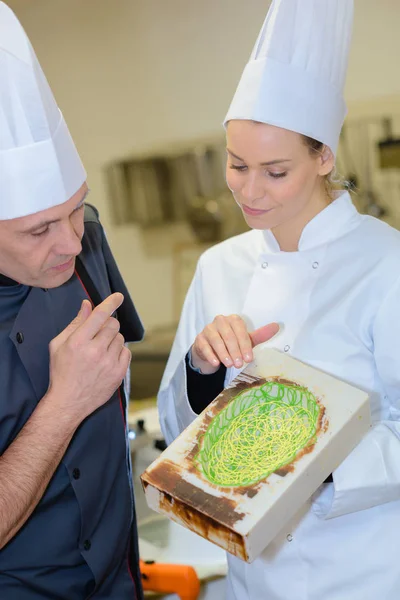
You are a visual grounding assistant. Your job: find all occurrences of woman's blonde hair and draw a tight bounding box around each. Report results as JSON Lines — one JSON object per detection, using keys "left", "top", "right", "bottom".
{"left": 301, "top": 135, "right": 346, "bottom": 199}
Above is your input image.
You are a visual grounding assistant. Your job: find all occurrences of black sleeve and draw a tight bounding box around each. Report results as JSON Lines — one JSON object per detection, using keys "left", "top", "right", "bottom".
{"left": 185, "top": 353, "right": 227, "bottom": 414}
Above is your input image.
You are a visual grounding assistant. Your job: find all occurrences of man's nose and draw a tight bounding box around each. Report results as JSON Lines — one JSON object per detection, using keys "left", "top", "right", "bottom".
{"left": 54, "top": 223, "right": 83, "bottom": 257}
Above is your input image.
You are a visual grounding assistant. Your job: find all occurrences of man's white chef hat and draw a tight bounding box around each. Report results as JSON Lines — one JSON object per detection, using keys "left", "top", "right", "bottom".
{"left": 224, "top": 0, "right": 354, "bottom": 155}
{"left": 0, "top": 2, "right": 86, "bottom": 220}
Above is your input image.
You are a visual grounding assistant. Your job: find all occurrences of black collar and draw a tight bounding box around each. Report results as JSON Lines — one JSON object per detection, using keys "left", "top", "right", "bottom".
{"left": 0, "top": 274, "right": 19, "bottom": 287}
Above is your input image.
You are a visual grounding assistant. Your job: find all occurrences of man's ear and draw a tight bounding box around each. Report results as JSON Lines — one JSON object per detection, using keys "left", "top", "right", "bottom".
{"left": 318, "top": 145, "right": 335, "bottom": 176}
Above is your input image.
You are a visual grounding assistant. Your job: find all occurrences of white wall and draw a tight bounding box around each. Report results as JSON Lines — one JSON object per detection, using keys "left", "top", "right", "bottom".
{"left": 7, "top": 0, "right": 400, "bottom": 330}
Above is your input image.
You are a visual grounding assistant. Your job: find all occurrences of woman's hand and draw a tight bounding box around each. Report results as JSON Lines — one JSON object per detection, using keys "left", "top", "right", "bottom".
{"left": 191, "top": 315, "right": 279, "bottom": 374}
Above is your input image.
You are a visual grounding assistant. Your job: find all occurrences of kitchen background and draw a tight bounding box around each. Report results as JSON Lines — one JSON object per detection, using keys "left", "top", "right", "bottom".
{"left": 8, "top": 1, "right": 400, "bottom": 597}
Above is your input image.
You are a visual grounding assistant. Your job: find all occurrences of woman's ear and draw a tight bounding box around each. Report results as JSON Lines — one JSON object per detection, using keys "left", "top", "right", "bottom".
{"left": 318, "top": 145, "right": 335, "bottom": 176}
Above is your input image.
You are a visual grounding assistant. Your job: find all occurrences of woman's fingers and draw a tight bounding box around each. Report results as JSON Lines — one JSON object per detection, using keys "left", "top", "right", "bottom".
{"left": 228, "top": 315, "right": 254, "bottom": 364}
{"left": 249, "top": 323, "right": 280, "bottom": 348}
{"left": 197, "top": 315, "right": 253, "bottom": 368}
{"left": 198, "top": 325, "right": 233, "bottom": 368}
{"left": 194, "top": 332, "right": 221, "bottom": 368}
{"left": 191, "top": 315, "right": 280, "bottom": 375}
{"left": 211, "top": 316, "right": 244, "bottom": 367}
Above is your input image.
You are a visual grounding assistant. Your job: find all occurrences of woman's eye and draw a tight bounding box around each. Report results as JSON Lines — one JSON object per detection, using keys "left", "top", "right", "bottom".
{"left": 32, "top": 228, "right": 49, "bottom": 237}
{"left": 229, "top": 164, "right": 247, "bottom": 172}
{"left": 268, "top": 171, "right": 287, "bottom": 179}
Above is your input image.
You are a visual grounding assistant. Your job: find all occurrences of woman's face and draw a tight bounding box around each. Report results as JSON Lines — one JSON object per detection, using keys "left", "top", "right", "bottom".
{"left": 225, "top": 120, "right": 334, "bottom": 234}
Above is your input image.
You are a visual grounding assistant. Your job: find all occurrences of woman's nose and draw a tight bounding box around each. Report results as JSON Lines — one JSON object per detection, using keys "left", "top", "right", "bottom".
{"left": 240, "top": 173, "right": 265, "bottom": 203}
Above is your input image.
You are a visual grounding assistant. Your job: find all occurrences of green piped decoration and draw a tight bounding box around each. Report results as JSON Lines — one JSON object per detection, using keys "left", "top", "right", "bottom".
{"left": 195, "top": 380, "right": 320, "bottom": 487}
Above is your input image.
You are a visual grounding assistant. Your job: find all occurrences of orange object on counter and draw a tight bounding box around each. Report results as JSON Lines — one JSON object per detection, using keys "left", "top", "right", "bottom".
{"left": 140, "top": 559, "right": 201, "bottom": 600}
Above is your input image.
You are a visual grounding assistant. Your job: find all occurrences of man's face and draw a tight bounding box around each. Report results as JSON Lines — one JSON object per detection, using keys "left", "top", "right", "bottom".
{"left": 0, "top": 183, "right": 88, "bottom": 288}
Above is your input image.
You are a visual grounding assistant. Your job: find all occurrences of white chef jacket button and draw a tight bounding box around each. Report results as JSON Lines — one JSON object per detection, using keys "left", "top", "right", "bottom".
{"left": 284, "top": 345, "right": 290, "bottom": 353}
{"left": 286, "top": 534, "right": 293, "bottom": 542}
{"left": 312, "top": 261, "right": 319, "bottom": 269}
{"left": 261, "top": 262, "right": 268, "bottom": 269}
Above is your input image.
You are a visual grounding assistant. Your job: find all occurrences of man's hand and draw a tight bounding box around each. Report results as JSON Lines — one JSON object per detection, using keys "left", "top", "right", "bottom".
{"left": 191, "top": 314, "right": 279, "bottom": 374}
{"left": 47, "top": 293, "right": 131, "bottom": 425}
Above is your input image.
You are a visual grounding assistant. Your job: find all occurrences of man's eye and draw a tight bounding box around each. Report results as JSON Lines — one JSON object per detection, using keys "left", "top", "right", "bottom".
{"left": 32, "top": 228, "right": 49, "bottom": 237}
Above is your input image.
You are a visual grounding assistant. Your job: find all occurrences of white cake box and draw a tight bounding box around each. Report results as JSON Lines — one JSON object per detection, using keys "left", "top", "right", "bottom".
{"left": 141, "top": 348, "right": 371, "bottom": 563}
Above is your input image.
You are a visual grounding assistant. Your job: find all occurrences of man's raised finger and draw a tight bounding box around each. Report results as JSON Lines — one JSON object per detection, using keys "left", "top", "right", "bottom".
{"left": 94, "top": 320, "right": 122, "bottom": 349}
{"left": 77, "top": 293, "right": 124, "bottom": 340}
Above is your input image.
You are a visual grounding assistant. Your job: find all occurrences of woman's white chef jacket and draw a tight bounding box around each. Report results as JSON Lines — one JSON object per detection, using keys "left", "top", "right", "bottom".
{"left": 158, "top": 192, "right": 400, "bottom": 600}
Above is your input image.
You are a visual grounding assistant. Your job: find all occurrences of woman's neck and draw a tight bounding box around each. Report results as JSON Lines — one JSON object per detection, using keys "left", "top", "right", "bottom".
{"left": 271, "top": 190, "right": 331, "bottom": 252}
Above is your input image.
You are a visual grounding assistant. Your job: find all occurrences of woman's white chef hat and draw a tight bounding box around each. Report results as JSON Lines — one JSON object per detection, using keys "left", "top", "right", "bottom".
{"left": 224, "top": 0, "right": 354, "bottom": 155}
